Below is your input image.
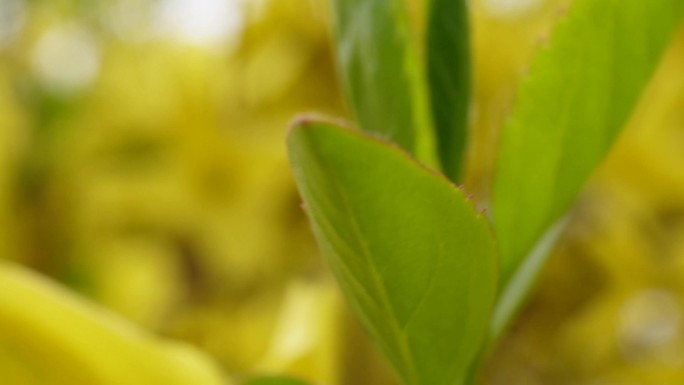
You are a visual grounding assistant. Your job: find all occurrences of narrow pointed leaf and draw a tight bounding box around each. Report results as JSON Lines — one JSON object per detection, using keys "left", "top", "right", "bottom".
{"left": 330, "top": 0, "right": 434, "bottom": 164}
{"left": 426, "top": 0, "right": 471, "bottom": 182}
{"left": 288, "top": 117, "right": 498, "bottom": 385}
{"left": 493, "top": 0, "right": 684, "bottom": 286}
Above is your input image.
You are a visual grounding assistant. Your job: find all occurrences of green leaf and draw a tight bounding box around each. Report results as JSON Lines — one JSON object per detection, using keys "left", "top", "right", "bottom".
{"left": 426, "top": 0, "right": 471, "bottom": 182}
{"left": 489, "top": 217, "right": 568, "bottom": 343}
{"left": 330, "top": 0, "right": 435, "bottom": 166}
{"left": 242, "top": 376, "right": 310, "bottom": 385}
{"left": 492, "top": 0, "right": 684, "bottom": 286}
{"left": 287, "top": 117, "right": 498, "bottom": 385}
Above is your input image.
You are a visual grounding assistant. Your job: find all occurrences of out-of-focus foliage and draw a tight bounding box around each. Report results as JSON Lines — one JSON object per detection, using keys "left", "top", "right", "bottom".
{"left": 469, "top": 2, "right": 684, "bottom": 384}
{"left": 329, "top": 0, "right": 435, "bottom": 165}
{"left": 490, "top": 0, "right": 684, "bottom": 341}
{"left": 0, "top": 261, "right": 227, "bottom": 385}
{"left": 0, "top": 0, "right": 388, "bottom": 383}
{"left": 492, "top": 0, "right": 684, "bottom": 287}
{"left": 426, "top": 0, "right": 470, "bottom": 182}
{"left": 486, "top": 23, "right": 684, "bottom": 385}
{"left": 1, "top": 0, "right": 684, "bottom": 384}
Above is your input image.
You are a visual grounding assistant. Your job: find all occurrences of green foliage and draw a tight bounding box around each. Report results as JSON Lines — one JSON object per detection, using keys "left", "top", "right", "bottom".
{"left": 288, "top": 118, "right": 498, "bottom": 385}
{"left": 491, "top": 0, "right": 684, "bottom": 336}
{"left": 329, "top": 0, "right": 435, "bottom": 166}
{"left": 426, "top": 0, "right": 470, "bottom": 182}
{"left": 291, "top": 0, "right": 684, "bottom": 384}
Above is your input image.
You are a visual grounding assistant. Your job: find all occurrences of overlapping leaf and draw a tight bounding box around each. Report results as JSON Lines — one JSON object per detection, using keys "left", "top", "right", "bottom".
{"left": 493, "top": 0, "right": 684, "bottom": 287}
{"left": 426, "top": 0, "right": 471, "bottom": 182}
{"left": 288, "top": 118, "right": 497, "bottom": 385}
{"left": 330, "top": 0, "right": 435, "bottom": 165}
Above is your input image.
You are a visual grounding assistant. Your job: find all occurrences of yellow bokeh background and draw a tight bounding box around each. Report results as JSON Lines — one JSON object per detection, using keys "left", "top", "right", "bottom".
{"left": 1, "top": 0, "right": 683, "bottom": 384}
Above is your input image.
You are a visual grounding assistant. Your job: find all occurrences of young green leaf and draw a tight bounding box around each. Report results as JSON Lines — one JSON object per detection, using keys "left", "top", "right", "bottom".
{"left": 426, "top": 0, "right": 471, "bottom": 182}
{"left": 330, "top": 0, "right": 435, "bottom": 165}
{"left": 288, "top": 117, "right": 498, "bottom": 385}
{"left": 492, "top": 0, "right": 684, "bottom": 286}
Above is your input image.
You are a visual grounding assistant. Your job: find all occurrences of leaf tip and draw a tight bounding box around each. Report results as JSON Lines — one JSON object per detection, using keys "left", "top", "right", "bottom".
{"left": 287, "top": 113, "right": 332, "bottom": 151}
{"left": 288, "top": 114, "right": 356, "bottom": 140}
{"left": 288, "top": 114, "right": 318, "bottom": 138}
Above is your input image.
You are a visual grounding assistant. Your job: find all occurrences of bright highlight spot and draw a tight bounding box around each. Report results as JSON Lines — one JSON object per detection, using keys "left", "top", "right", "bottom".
{"left": 154, "top": 0, "right": 244, "bottom": 48}
{"left": 619, "top": 289, "right": 682, "bottom": 361}
{"left": 31, "top": 25, "right": 101, "bottom": 93}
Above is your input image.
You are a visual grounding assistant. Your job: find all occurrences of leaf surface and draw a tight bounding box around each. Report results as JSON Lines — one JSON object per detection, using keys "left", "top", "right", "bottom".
{"left": 493, "top": 0, "right": 684, "bottom": 285}
{"left": 426, "top": 0, "right": 471, "bottom": 182}
{"left": 330, "top": 0, "right": 434, "bottom": 164}
{"left": 288, "top": 117, "right": 498, "bottom": 385}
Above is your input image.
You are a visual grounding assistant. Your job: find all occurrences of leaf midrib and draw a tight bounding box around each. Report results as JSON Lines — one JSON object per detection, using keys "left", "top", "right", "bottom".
{"left": 308, "top": 139, "right": 422, "bottom": 385}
